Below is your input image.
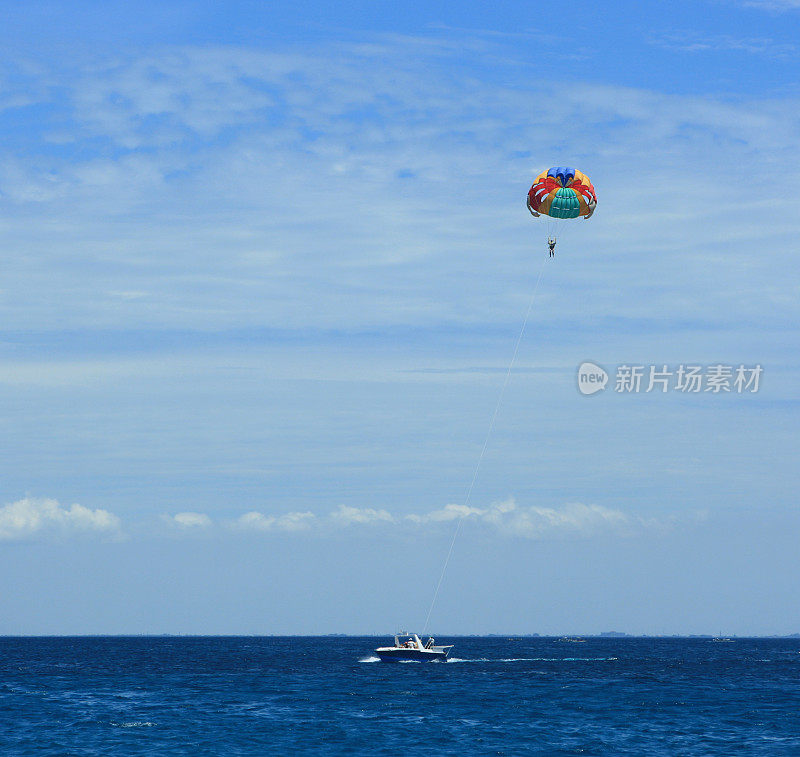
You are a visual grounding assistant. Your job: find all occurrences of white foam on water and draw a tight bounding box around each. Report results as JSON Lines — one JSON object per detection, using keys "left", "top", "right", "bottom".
{"left": 446, "top": 656, "right": 619, "bottom": 663}
{"left": 111, "top": 721, "right": 156, "bottom": 728}
{"left": 447, "top": 657, "right": 538, "bottom": 663}
{"left": 358, "top": 655, "right": 619, "bottom": 664}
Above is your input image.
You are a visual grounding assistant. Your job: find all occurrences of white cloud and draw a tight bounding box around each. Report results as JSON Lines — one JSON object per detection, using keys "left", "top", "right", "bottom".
{"left": 332, "top": 505, "right": 394, "bottom": 525}
{"left": 276, "top": 511, "right": 316, "bottom": 531}
{"left": 405, "top": 498, "right": 630, "bottom": 538}
{"left": 0, "top": 497, "right": 121, "bottom": 541}
{"left": 172, "top": 512, "right": 212, "bottom": 528}
{"left": 737, "top": 0, "right": 800, "bottom": 9}
{"left": 485, "top": 499, "right": 630, "bottom": 538}
{"left": 406, "top": 503, "right": 484, "bottom": 524}
{"left": 233, "top": 510, "right": 316, "bottom": 532}
{"left": 235, "top": 511, "right": 271, "bottom": 530}
{"left": 651, "top": 31, "right": 796, "bottom": 56}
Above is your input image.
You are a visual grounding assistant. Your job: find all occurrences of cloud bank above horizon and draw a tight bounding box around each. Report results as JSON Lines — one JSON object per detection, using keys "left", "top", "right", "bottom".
{"left": 0, "top": 495, "right": 707, "bottom": 542}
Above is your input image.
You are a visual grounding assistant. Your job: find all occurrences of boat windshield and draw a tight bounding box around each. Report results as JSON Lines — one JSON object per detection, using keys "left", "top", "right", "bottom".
{"left": 396, "top": 635, "right": 422, "bottom": 649}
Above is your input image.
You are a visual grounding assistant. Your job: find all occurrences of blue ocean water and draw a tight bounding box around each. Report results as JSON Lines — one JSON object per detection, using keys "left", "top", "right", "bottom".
{"left": 2, "top": 636, "right": 800, "bottom": 755}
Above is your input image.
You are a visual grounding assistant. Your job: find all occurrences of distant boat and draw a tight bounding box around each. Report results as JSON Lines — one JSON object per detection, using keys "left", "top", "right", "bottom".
{"left": 558, "top": 637, "right": 587, "bottom": 643}
{"left": 712, "top": 637, "right": 734, "bottom": 643}
{"left": 375, "top": 633, "right": 453, "bottom": 662}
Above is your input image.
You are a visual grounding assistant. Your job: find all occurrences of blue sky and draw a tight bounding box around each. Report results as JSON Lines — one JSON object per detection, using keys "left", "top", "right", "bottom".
{"left": 1, "top": 0, "right": 799, "bottom": 635}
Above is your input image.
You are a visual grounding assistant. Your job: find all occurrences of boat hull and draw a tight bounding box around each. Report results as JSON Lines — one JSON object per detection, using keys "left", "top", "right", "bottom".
{"left": 375, "top": 648, "right": 450, "bottom": 662}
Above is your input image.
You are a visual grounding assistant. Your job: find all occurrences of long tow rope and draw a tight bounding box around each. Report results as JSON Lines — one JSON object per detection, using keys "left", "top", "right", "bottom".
{"left": 422, "top": 253, "right": 550, "bottom": 634}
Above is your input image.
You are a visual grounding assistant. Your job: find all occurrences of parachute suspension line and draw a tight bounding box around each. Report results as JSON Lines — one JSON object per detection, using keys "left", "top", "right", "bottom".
{"left": 545, "top": 216, "right": 561, "bottom": 246}
{"left": 422, "top": 254, "right": 549, "bottom": 634}
{"left": 546, "top": 216, "right": 570, "bottom": 247}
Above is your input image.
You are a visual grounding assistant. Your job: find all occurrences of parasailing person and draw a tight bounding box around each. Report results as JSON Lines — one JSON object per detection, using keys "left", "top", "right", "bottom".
{"left": 527, "top": 166, "right": 597, "bottom": 257}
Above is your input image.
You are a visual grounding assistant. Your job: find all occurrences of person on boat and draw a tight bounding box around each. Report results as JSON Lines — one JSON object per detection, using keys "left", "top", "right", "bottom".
{"left": 548, "top": 237, "right": 556, "bottom": 257}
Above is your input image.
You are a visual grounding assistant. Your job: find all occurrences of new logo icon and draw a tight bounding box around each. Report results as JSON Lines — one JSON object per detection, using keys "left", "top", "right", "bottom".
{"left": 577, "top": 362, "right": 608, "bottom": 395}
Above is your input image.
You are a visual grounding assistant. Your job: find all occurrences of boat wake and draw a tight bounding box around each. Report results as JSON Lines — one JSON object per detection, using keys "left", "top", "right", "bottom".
{"left": 360, "top": 655, "right": 619, "bottom": 664}
{"left": 446, "top": 657, "right": 619, "bottom": 663}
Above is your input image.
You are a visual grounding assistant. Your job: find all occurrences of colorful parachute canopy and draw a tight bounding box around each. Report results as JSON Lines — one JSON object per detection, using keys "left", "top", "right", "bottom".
{"left": 527, "top": 167, "right": 597, "bottom": 219}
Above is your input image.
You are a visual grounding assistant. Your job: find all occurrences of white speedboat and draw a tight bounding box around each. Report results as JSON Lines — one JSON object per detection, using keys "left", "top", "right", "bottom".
{"left": 375, "top": 633, "right": 453, "bottom": 662}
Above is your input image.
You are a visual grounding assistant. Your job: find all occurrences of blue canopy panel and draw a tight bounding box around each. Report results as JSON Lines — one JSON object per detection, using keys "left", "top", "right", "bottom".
{"left": 547, "top": 166, "right": 576, "bottom": 187}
